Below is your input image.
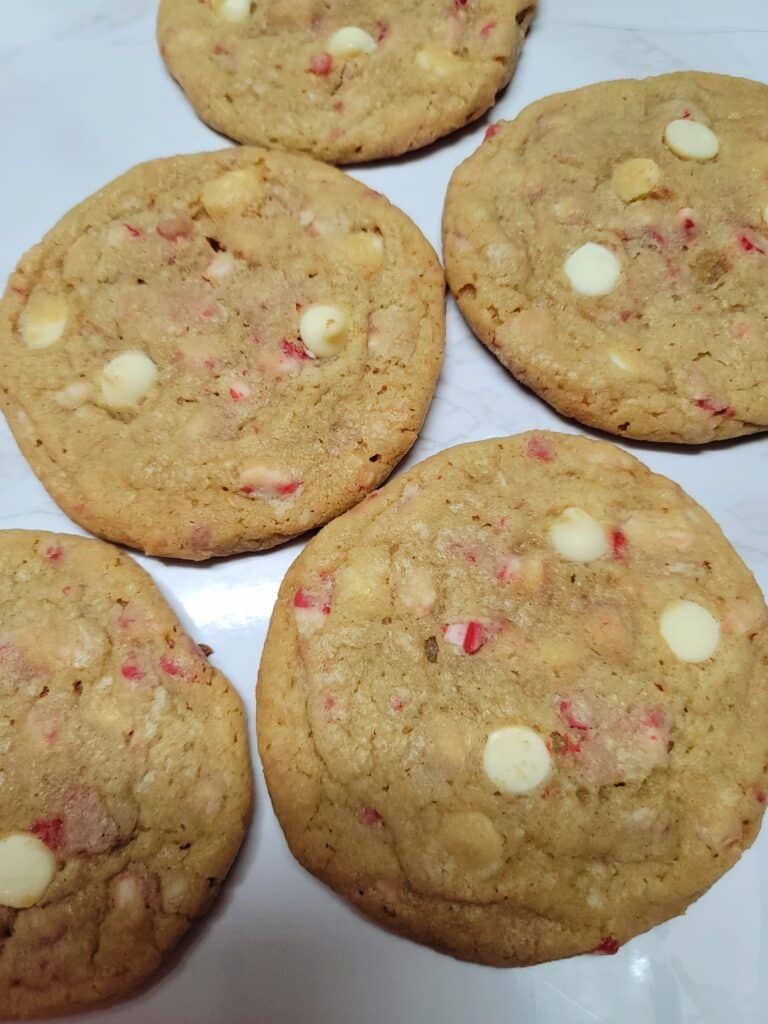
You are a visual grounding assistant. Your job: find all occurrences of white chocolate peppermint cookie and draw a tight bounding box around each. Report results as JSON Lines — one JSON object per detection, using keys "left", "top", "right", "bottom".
{"left": 0, "top": 530, "right": 250, "bottom": 1018}
{"left": 0, "top": 148, "right": 443, "bottom": 559}
{"left": 156, "top": 0, "right": 536, "bottom": 163}
{"left": 258, "top": 431, "right": 768, "bottom": 966}
{"left": 444, "top": 72, "right": 768, "bottom": 443}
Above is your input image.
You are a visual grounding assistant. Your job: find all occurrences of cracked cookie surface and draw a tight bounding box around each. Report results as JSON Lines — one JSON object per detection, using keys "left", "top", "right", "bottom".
{"left": 0, "top": 148, "right": 444, "bottom": 559}
{"left": 0, "top": 530, "right": 251, "bottom": 1018}
{"left": 258, "top": 431, "right": 768, "bottom": 965}
{"left": 157, "top": 0, "right": 536, "bottom": 163}
{"left": 443, "top": 72, "right": 768, "bottom": 443}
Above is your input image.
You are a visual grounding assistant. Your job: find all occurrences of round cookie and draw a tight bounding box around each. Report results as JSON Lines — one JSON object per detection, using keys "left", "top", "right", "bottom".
{"left": 0, "top": 530, "right": 251, "bottom": 1017}
{"left": 258, "top": 431, "right": 768, "bottom": 965}
{"left": 0, "top": 147, "right": 444, "bottom": 559}
{"left": 157, "top": 0, "right": 537, "bottom": 163}
{"left": 443, "top": 72, "right": 768, "bottom": 443}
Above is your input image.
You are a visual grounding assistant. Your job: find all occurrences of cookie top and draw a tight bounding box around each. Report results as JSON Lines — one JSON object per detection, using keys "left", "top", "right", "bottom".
{"left": 258, "top": 431, "right": 768, "bottom": 965}
{"left": 443, "top": 72, "right": 768, "bottom": 443}
{"left": 157, "top": 0, "right": 536, "bottom": 163}
{"left": 0, "top": 147, "right": 444, "bottom": 559}
{"left": 0, "top": 531, "right": 251, "bottom": 1017}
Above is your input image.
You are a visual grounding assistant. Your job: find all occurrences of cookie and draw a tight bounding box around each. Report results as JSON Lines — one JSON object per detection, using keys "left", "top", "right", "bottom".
{"left": 0, "top": 530, "right": 251, "bottom": 1017}
{"left": 443, "top": 72, "right": 768, "bottom": 443}
{"left": 157, "top": 0, "right": 536, "bottom": 163}
{"left": 257, "top": 431, "right": 768, "bottom": 965}
{"left": 0, "top": 147, "right": 444, "bottom": 559}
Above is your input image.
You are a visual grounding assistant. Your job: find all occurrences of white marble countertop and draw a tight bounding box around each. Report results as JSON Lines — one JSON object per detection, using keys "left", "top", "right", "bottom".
{"left": 1, "top": 2, "right": 767, "bottom": 1022}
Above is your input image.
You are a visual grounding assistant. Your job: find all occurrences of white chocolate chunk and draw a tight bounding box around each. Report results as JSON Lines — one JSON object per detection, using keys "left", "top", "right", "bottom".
{"left": 100, "top": 351, "right": 158, "bottom": 409}
{"left": 203, "top": 251, "right": 235, "bottom": 282}
{"left": 201, "top": 168, "right": 261, "bottom": 217}
{"left": 398, "top": 567, "right": 437, "bottom": 616}
{"left": 239, "top": 463, "right": 299, "bottom": 498}
{"left": 660, "top": 599, "right": 720, "bottom": 662}
{"left": 0, "top": 833, "right": 56, "bottom": 908}
{"left": 564, "top": 243, "right": 621, "bottom": 296}
{"left": 664, "top": 119, "right": 719, "bottom": 161}
{"left": 762, "top": 204, "right": 768, "bottom": 229}
{"left": 54, "top": 380, "right": 93, "bottom": 409}
{"left": 608, "top": 350, "right": 634, "bottom": 372}
{"left": 415, "top": 47, "right": 462, "bottom": 76}
{"left": 549, "top": 507, "right": 608, "bottom": 563}
{"left": 20, "top": 294, "right": 69, "bottom": 350}
{"left": 336, "top": 231, "right": 384, "bottom": 271}
{"left": 299, "top": 304, "right": 349, "bottom": 358}
{"left": 611, "top": 158, "right": 661, "bottom": 202}
{"left": 483, "top": 726, "right": 551, "bottom": 795}
{"left": 210, "top": 0, "right": 250, "bottom": 23}
{"left": 327, "top": 26, "right": 377, "bottom": 59}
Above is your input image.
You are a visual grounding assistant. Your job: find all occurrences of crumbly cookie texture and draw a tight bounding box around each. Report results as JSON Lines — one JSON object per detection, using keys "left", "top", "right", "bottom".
{"left": 157, "top": 0, "right": 536, "bottom": 163}
{"left": 443, "top": 72, "right": 768, "bottom": 444}
{"left": 0, "top": 148, "right": 444, "bottom": 559}
{"left": 258, "top": 431, "right": 768, "bottom": 965}
{"left": 0, "top": 531, "right": 251, "bottom": 1017}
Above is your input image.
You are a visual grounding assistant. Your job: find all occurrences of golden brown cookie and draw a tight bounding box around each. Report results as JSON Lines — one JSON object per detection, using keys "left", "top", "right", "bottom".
{"left": 0, "top": 147, "right": 444, "bottom": 559}
{"left": 157, "top": 0, "right": 536, "bottom": 162}
{"left": 0, "top": 530, "right": 251, "bottom": 1017}
{"left": 258, "top": 431, "right": 768, "bottom": 965}
{"left": 443, "top": 72, "right": 768, "bottom": 443}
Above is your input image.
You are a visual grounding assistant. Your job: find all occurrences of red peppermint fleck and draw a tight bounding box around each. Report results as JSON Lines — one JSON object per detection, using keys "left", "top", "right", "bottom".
{"left": 739, "top": 234, "right": 765, "bottom": 254}
{"left": 31, "top": 817, "right": 64, "bottom": 852}
{"left": 332, "top": 100, "right": 344, "bottom": 113}
{"left": 755, "top": 788, "right": 767, "bottom": 805}
{"left": 610, "top": 529, "right": 627, "bottom": 560}
{"left": 681, "top": 109, "right": 691, "bottom": 119}
{"left": 454, "top": 0, "right": 469, "bottom": 7}
{"left": 480, "top": 19, "right": 497, "bottom": 37}
{"left": 61, "top": 586, "right": 71, "bottom": 596}
{"left": 559, "top": 700, "right": 590, "bottom": 731}
{"left": 650, "top": 230, "right": 666, "bottom": 249}
{"left": 121, "top": 662, "right": 144, "bottom": 681}
{"left": 123, "top": 223, "right": 142, "bottom": 237}
{"left": 643, "top": 710, "right": 664, "bottom": 729}
{"left": 11, "top": 286, "right": 26, "bottom": 296}
{"left": 308, "top": 52, "right": 333, "bottom": 75}
{"left": 694, "top": 398, "right": 735, "bottom": 418}
{"left": 484, "top": 122, "right": 501, "bottom": 140}
{"left": 281, "top": 338, "right": 310, "bottom": 361}
{"left": 526, "top": 434, "right": 555, "bottom": 462}
{"left": 199, "top": 305, "right": 217, "bottom": 320}
{"left": 293, "top": 588, "right": 331, "bottom": 614}
{"left": 593, "top": 936, "right": 621, "bottom": 955}
{"left": 324, "top": 695, "right": 335, "bottom": 711}
{"left": 276, "top": 480, "right": 301, "bottom": 496}
{"left": 160, "top": 656, "right": 183, "bottom": 677}
{"left": 229, "top": 385, "right": 248, "bottom": 400}
{"left": 462, "top": 621, "right": 486, "bottom": 654}
{"left": 359, "top": 806, "right": 383, "bottom": 826}
{"left": 683, "top": 217, "right": 696, "bottom": 233}
{"left": 44, "top": 545, "right": 63, "bottom": 562}
{"left": 375, "top": 19, "right": 389, "bottom": 41}
{"left": 213, "top": 43, "right": 231, "bottom": 56}
{"left": 390, "top": 697, "right": 404, "bottom": 713}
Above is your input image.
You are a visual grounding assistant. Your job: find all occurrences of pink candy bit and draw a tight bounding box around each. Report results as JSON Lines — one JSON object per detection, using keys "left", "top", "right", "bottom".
{"left": 121, "top": 662, "right": 145, "bottom": 681}
{"left": 389, "top": 696, "right": 404, "bottom": 713}
{"left": 454, "top": 0, "right": 469, "bottom": 8}
{"left": 228, "top": 383, "right": 251, "bottom": 401}
{"left": 160, "top": 656, "right": 183, "bottom": 678}
{"left": 43, "top": 544, "right": 63, "bottom": 562}
{"left": 358, "top": 806, "right": 383, "bottom": 827}
{"left": 123, "top": 223, "right": 142, "bottom": 238}
{"left": 610, "top": 529, "right": 628, "bottom": 560}
{"left": 694, "top": 397, "right": 735, "bottom": 418}
{"left": 324, "top": 695, "right": 335, "bottom": 711}
{"left": 678, "top": 209, "right": 696, "bottom": 234}
{"left": 156, "top": 215, "right": 193, "bottom": 242}
{"left": 443, "top": 620, "right": 488, "bottom": 655}
{"left": 526, "top": 434, "right": 555, "bottom": 462}
{"left": 558, "top": 700, "right": 590, "bottom": 732}
{"left": 484, "top": 122, "right": 501, "bottom": 141}
{"left": 277, "top": 480, "right": 301, "bottom": 496}
{"left": 293, "top": 588, "right": 331, "bottom": 615}
{"left": 30, "top": 816, "right": 64, "bottom": 852}
{"left": 375, "top": 19, "right": 389, "bottom": 41}
{"left": 281, "top": 337, "right": 311, "bottom": 361}
{"left": 650, "top": 230, "right": 666, "bottom": 249}
{"left": 592, "top": 936, "right": 621, "bottom": 955}
{"left": 480, "top": 19, "right": 497, "bottom": 37}
{"left": 308, "top": 52, "right": 333, "bottom": 75}
{"left": 739, "top": 234, "right": 765, "bottom": 255}
{"left": 681, "top": 109, "right": 691, "bottom": 119}
{"left": 755, "top": 788, "right": 767, "bottom": 805}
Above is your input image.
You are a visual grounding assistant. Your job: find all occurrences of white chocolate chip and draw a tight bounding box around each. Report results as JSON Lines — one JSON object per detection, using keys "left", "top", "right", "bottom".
{"left": 100, "top": 351, "right": 158, "bottom": 409}
{"left": 564, "top": 243, "right": 621, "bottom": 296}
{"left": 549, "top": 507, "right": 608, "bottom": 563}
{"left": 660, "top": 599, "right": 720, "bottom": 662}
{"left": 611, "top": 158, "right": 661, "bottom": 203}
{"left": 415, "top": 47, "right": 462, "bottom": 76}
{"left": 20, "top": 294, "right": 69, "bottom": 349}
{"left": 210, "top": 0, "right": 250, "bottom": 23}
{"left": 327, "top": 26, "right": 377, "bottom": 59}
{"left": 201, "top": 168, "right": 262, "bottom": 218}
{"left": 299, "top": 303, "right": 349, "bottom": 358}
{"left": 0, "top": 833, "right": 56, "bottom": 908}
{"left": 664, "top": 120, "right": 719, "bottom": 161}
{"left": 483, "top": 725, "right": 551, "bottom": 795}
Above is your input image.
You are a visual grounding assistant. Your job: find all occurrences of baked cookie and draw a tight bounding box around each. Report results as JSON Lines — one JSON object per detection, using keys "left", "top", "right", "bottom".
{"left": 157, "top": 0, "right": 536, "bottom": 163}
{"left": 443, "top": 72, "right": 768, "bottom": 443}
{"left": 0, "top": 530, "right": 251, "bottom": 1017}
{"left": 0, "top": 147, "right": 444, "bottom": 559}
{"left": 258, "top": 431, "right": 768, "bottom": 965}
